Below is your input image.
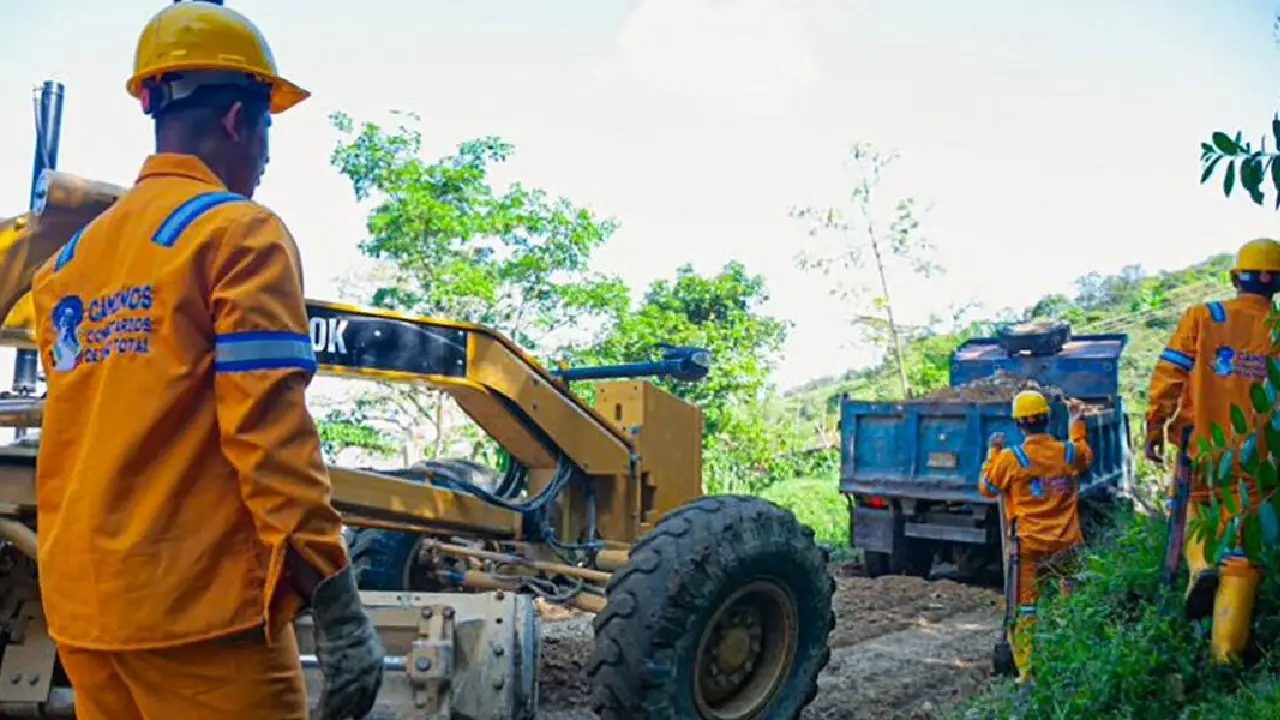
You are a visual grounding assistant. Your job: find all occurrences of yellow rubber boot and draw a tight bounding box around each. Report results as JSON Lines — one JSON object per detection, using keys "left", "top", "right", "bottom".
{"left": 1211, "top": 554, "right": 1260, "bottom": 666}
{"left": 1011, "top": 606, "right": 1037, "bottom": 684}
{"left": 1184, "top": 505, "right": 1219, "bottom": 621}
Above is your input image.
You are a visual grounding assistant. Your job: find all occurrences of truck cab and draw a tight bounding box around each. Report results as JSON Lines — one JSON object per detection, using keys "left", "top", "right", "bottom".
{"left": 839, "top": 322, "right": 1134, "bottom": 578}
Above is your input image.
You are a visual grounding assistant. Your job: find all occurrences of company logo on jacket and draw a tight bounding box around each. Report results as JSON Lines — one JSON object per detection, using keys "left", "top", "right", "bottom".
{"left": 50, "top": 295, "right": 84, "bottom": 373}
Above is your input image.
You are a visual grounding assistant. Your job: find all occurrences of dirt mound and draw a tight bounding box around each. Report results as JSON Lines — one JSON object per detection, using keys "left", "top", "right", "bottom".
{"left": 536, "top": 571, "right": 1003, "bottom": 719}
{"left": 916, "top": 371, "right": 1106, "bottom": 415}
{"left": 916, "top": 371, "right": 1067, "bottom": 403}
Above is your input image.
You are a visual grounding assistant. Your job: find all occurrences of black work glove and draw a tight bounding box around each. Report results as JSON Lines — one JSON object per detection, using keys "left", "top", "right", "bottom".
{"left": 312, "top": 564, "right": 384, "bottom": 719}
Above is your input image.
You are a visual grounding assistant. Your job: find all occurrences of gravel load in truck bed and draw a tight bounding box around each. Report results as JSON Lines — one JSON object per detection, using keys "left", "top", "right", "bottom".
{"left": 915, "top": 371, "right": 1106, "bottom": 414}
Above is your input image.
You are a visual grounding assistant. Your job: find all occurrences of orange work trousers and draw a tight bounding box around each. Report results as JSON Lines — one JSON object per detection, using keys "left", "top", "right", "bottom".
{"left": 1017, "top": 545, "right": 1083, "bottom": 606}
{"left": 58, "top": 624, "right": 308, "bottom": 720}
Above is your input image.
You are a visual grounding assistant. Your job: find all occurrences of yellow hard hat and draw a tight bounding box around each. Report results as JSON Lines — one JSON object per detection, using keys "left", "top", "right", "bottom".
{"left": 1232, "top": 238, "right": 1280, "bottom": 274}
{"left": 128, "top": 1, "right": 309, "bottom": 115}
{"left": 1011, "top": 390, "right": 1050, "bottom": 420}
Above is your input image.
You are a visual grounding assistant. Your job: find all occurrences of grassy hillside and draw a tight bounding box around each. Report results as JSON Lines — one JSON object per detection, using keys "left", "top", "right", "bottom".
{"left": 781, "top": 252, "right": 1236, "bottom": 429}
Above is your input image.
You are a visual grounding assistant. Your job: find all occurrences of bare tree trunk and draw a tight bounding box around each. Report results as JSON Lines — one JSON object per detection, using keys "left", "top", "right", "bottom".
{"left": 433, "top": 390, "right": 446, "bottom": 458}
{"left": 866, "top": 229, "right": 912, "bottom": 400}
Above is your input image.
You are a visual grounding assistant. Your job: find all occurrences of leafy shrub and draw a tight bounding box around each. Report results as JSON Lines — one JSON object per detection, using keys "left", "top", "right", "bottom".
{"left": 761, "top": 476, "right": 849, "bottom": 547}
{"left": 956, "top": 511, "right": 1280, "bottom": 719}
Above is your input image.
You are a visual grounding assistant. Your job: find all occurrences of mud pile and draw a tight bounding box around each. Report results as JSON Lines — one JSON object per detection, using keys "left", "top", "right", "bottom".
{"left": 916, "top": 371, "right": 1067, "bottom": 402}
{"left": 916, "top": 371, "right": 1106, "bottom": 414}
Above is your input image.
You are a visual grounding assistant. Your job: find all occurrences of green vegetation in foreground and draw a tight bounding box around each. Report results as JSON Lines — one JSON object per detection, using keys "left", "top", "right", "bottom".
{"left": 760, "top": 477, "right": 849, "bottom": 548}
{"left": 953, "top": 511, "right": 1280, "bottom": 720}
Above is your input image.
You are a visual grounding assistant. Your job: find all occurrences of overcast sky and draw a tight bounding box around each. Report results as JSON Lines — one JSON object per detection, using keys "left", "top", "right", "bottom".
{"left": 3, "top": 0, "right": 1279, "bottom": 390}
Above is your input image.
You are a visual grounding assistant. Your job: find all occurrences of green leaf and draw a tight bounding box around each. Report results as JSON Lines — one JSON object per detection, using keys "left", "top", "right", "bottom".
{"left": 1267, "top": 423, "right": 1280, "bottom": 463}
{"left": 1261, "top": 501, "right": 1279, "bottom": 545}
{"left": 1213, "top": 131, "right": 1238, "bottom": 154}
{"left": 1201, "top": 155, "right": 1223, "bottom": 184}
{"left": 1224, "top": 161, "right": 1237, "bottom": 197}
{"left": 1252, "top": 383, "right": 1272, "bottom": 414}
{"left": 1225, "top": 515, "right": 1242, "bottom": 553}
{"left": 1206, "top": 501, "right": 1224, "bottom": 561}
{"left": 1268, "top": 358, "right": 1280, "bottom": 392}
{"left": 1198, "top": 436, "right": 1213, "bottom": 457}
{"left": 1245, "top": 158, "right": 1267, "bottom": 205}
{"left": 1242, "top": 434, "right": 1259, "bottom": 473}
{"left": 1211, "top": 422, "right": 1227, "bottom": 449}
{"left": 1272, "top": 156, "right": 1280, "bottom": 210}
{"left": 1231, "top": 404, "right": 1249, "bottom": 434}
{"left": 1216, "top": 450, "right": 1235, "bottom": 490}
{"left": 1239, "top": 478, "right": 1250, "bottom": 515}
{"left": 1243, "top": 514, "right": 1263, "bottom": 560}
{"left": 1223, "top": 478, "right": 1238, "bottom": 514}
{"left": 1260, "top": 459, "right": 1279, "bottom": 491}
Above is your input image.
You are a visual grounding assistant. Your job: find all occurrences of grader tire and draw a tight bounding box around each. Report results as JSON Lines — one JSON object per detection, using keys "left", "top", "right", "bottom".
{"left": 348, "top": 458, "right": 514, "bottom": 591}
{"left": 588, "top": 495, "right": 835, "bottom": 719}
{"left": 349, "top": 526, "right": 422, "bottom": 591}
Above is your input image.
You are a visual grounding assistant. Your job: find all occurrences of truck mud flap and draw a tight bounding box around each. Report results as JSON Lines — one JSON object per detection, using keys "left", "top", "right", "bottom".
{"left": 853, "top": 507, "right": 895, "bottom": 554}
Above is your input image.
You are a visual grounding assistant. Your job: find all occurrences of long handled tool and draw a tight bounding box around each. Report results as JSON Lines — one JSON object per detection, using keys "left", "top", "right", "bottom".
{"left": 1162, "top": 427, "right": 1194, "bottom": 590}
{"left": 993, "top": 499, "right": 1019, "bottom": 677}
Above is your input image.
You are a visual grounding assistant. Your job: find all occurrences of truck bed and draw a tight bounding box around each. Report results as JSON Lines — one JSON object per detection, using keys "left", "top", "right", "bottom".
{"left": 839, "top": 399, "right": 1131, "bottom": 503}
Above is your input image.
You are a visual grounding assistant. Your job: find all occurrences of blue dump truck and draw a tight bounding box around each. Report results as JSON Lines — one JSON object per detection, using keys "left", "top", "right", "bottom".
{"left": 839, "top": 322, "right": 1135, "bottom": 578}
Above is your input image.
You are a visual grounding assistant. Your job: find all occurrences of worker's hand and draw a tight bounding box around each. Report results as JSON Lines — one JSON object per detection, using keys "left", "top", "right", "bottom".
{"left": 311, "top": 564, "right": 385, "bottom": 720}
{"left": 1066, "top": 399, "right": 1085, "bottom": 421}
{"left": 1145, "top": 436, "right": 1165, "bottom": 467}
{"left": 989, "top": 432, "right": 1006, "bottom": 450}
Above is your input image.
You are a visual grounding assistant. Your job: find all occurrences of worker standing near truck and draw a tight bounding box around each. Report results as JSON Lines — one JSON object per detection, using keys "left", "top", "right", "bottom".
{"left": 1144, "top": 237, "right": 1280, "bottom": 666}
{"left": 979, "top": 390, "right": 1093, "bottom": 684}
{"left": 29, "top": 2, "right": 383, "bottom": 718}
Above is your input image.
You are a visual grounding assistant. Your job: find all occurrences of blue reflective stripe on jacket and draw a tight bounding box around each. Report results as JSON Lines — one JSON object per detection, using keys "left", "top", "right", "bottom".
{"left": 214, "top": 331, "right": 317, "bottom": 373}
{"left": 152, "top": 191, "right": 246, "bottom": 248}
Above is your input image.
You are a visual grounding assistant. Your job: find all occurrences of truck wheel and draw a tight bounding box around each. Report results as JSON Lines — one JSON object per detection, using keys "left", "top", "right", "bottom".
{"left": 863, "top": 551, "right": 894, "bottom": 578}
{"left": 953, "top": 545, "right": 995, "bottom": 580}
{"left": 589, "top": 495, "right": 835, "bottom": 719}
{"left": 862, "top": 540, "right": 932, "bottom": 579}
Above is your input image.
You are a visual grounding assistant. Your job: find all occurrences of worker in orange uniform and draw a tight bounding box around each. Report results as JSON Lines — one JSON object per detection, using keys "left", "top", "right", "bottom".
{"left": 1145, "top": 237, "right": 1280, "bottom": 666}
{"left": 979, "top": 390, "right": 1093, "bottom": 684}
{"left": 29, "top": 2, "right": 383, "bottom": 718}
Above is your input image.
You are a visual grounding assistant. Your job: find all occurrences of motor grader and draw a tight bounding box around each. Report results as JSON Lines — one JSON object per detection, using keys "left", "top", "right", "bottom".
{"left": 0, "top": 169, "right": 836, "bottom": 716}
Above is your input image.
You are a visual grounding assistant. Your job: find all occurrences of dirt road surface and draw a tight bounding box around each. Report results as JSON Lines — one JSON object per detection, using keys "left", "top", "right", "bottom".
{"left": 537, "top": 567, "right": 1003, "bottom": 719}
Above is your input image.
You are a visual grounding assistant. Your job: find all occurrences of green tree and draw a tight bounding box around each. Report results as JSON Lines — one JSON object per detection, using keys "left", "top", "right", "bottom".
{"left": 320, "top": 111, "right": 629, "bottom": 460}
{"left": 577, "top": 262, "right": 807, "bottom": 492}
{"left": 791, "top": 143, "right": 941, "bottom": 399}
{"left": 316, "top": 408, "right": 398, "bottom": 464}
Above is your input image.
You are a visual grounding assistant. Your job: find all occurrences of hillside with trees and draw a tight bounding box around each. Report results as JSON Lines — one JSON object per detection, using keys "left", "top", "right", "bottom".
{"left": 780, "top": 252, "right": 1236, "bottom": 438}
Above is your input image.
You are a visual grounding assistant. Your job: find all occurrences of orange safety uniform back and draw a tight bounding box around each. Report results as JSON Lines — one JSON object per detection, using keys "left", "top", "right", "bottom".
{"left": 1145, "top": 296, "right": 1275, "bottom": 501}
{"left": 31, "top": 154, "right": 347, "bottom": 651}
{"left": 978, "top": 420, "right": 1093, "bottom": 554}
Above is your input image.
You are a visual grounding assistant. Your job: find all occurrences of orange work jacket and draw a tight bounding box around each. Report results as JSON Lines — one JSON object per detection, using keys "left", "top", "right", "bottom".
{"left": 31, "top": 154, "right": 348, "bottom": 651}
{"left": 1145, "top": 295, "right": 1276, "bottom": 501}
{"left": 979, "top": 419, "right": 1093, "bottom": 554}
